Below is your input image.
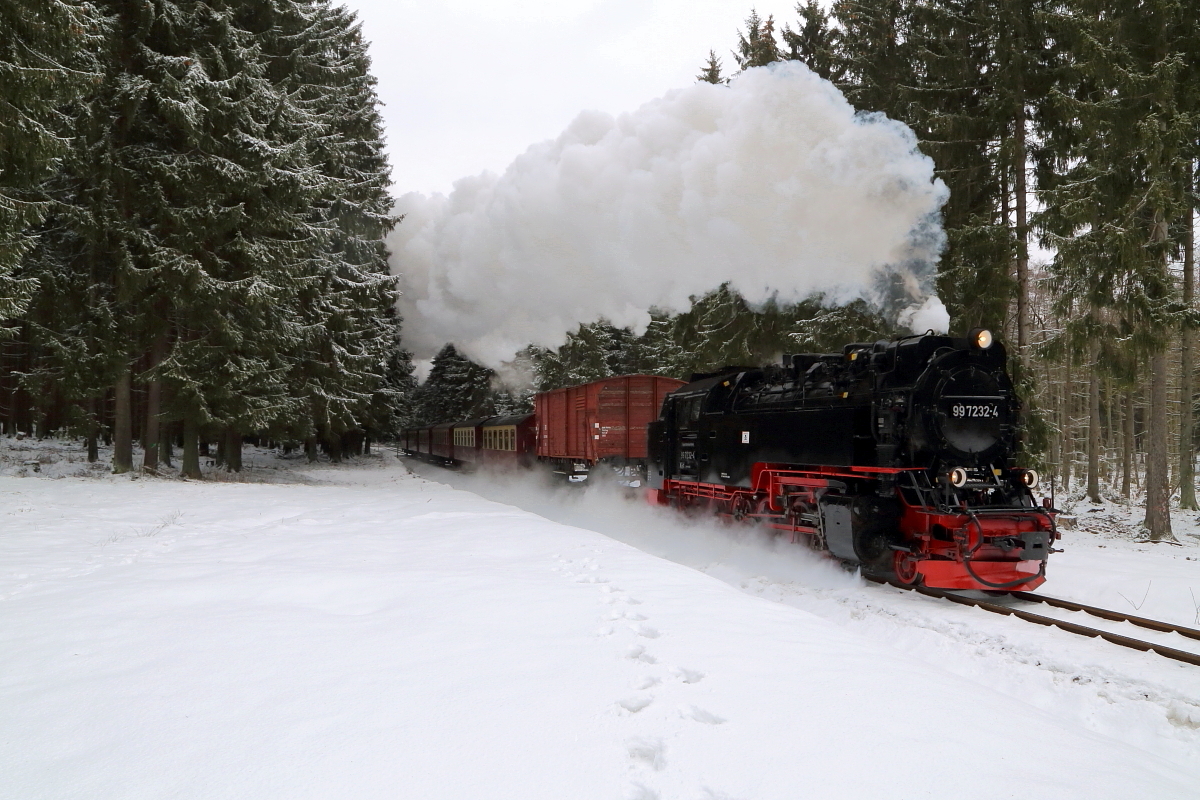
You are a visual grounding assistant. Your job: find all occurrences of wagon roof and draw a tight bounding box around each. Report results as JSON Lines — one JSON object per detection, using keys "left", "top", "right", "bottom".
{"left": 452, "top": 418, "right": 493, "bottom": 428}
{"left": 482, "top": 414, "right": 534, "bottom": 427}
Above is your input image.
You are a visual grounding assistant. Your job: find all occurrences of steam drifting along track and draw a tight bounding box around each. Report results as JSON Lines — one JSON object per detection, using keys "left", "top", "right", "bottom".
{"left": 863, "top": 575, "right": 1200, "bottom": 667}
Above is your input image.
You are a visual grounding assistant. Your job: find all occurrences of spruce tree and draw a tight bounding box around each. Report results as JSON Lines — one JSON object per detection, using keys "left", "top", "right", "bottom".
{"left": 0, "top": 0, "right": 101, "bottom": 328}
{"left": 249, "top": 0, "right": 404, "bottom": 453}
{"left": 781, "top": 0, "right": 841, "bottom": 81}
{"left": 411, "top": 344, "right": 495, "bottom": 424}
{"left": 733, "top": 9, "right": 782, "bottom": 70}
{"left": 831, "top": 0, "right": 914, "bottom": 118}
{"left": 697, "top": 50, "right": 725, "bottom": 84}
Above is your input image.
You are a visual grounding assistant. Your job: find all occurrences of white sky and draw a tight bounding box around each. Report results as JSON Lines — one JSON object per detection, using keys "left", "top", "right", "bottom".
{"left": 343, "top": 0, "right": 804, "bottom": 196}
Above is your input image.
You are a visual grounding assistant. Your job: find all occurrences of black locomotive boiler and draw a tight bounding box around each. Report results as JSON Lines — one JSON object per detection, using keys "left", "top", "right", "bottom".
{"left": 646, "top": 329, "right": 1057, "bottom": 590}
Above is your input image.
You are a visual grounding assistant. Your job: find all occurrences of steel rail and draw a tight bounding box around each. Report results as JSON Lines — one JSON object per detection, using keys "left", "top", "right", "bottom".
{"left": 863, "top": 575, "right": 1200, "bottom": 668}
{"left": 1007, "top": 591, "right": 1200, "bottom": 641}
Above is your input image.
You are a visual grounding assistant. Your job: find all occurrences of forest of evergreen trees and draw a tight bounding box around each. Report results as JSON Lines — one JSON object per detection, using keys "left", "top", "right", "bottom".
{"left": 1, "top": 0, "right": 412, "bottom": 477}
{"left": 4, "top": 0, "right": 1198, "bottom": 540}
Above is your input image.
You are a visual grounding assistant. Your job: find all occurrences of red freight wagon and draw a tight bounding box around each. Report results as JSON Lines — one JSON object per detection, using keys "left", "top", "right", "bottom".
{"left": 535, "top": 375, "right": 685, "bottom": 479}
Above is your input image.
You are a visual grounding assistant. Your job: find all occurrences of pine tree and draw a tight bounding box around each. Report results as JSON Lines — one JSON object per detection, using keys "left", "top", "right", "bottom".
{"left": 902, "top": 0, "right": 1014, "bottom": 333}
{"left": 1181, "top": 160, "right": 1198, "bottom": 509}
{"left": 988, "top": 0, "right": 1056, "bottom": 377}
{"left": 831, "top": 0, "right": 913, "bottom": 118}
{"left": 733, "top": 9, "right": 782, "bottom": 71}
{"left": 411, "top": 344, "right": 495, "bottom": 424}
{"left": 781, "top": 0, "right": 841, "bottom": 81}
{"left": 249, "top": 0, "right": 405, "bottom": 453}
{"left": 0, "top": 0, "right": 101, "bottom": 329}
{"left": 697, "top": 49, "right": 725, "bottom": 84}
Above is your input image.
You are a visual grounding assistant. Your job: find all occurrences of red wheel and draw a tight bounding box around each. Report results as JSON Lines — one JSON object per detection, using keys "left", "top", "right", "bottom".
{"left": 894, "top": 551, "right": 920, "bottom": 585}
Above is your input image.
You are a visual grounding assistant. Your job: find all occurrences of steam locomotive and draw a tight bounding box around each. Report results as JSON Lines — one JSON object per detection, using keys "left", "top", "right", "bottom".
{"left": 646, "top": 329, "right": 1057, "bottom": 590}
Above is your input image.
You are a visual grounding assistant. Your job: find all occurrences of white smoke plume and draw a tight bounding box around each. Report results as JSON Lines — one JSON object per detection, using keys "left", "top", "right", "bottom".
{"left": 389, "top": 61, "right": 949, "bottom": 367}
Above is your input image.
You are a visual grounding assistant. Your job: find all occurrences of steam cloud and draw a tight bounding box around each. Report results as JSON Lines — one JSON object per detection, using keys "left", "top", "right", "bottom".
{"left": 389, "top": 61, "right": 950, "bottom": 367}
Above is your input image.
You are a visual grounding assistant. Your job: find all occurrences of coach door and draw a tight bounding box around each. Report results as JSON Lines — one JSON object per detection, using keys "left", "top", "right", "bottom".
{"left": 674, "top": 394, "right": 701, "bottom": 479}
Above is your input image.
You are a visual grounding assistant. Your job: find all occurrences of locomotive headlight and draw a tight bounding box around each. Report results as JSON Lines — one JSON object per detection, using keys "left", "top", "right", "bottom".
{"left": 970, "top": 328, "right": 994, "bottom": 349}
{"left": 1020, "top": 469, "right": 1040, "bottom": 488}
{"left": 948, "top": 467, "right": 968, "bottom": 487}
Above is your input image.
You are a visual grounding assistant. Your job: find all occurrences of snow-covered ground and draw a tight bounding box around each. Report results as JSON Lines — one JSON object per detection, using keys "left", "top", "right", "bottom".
{"left": 3, "top": 441, "right": 1199, "bottom": 799}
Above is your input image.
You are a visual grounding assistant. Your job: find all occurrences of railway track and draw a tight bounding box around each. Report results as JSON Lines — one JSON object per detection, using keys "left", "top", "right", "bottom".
{"left": 863, "top": 575, "right": 1200, "bottom": 667}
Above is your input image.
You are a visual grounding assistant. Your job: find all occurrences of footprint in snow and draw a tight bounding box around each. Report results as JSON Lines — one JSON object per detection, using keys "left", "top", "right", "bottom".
{"left": 669, "top": 666, "right": 705, "bottom": 684}
{"left": 680, "top": 704, "right": 725, "bottom": 725}
{"left": 617, "top": 696, "right": 654, "bottom": 714}
{"left": 699, "top": 790, "right": 744, "bottom": 800}
{"left": 625, "top": 737, "right": 666, "bottom": 771}
{"left": 625, "top": 782, "right": 660, "bottom": 800}
{"left": 630, "top": 623, "right": 660, "bottom": 639}
{"left": 630, "top": 675, "right": 660, "bottom": 690}
{"left": 625, "top": 645, "right": 657, "bottom": 664}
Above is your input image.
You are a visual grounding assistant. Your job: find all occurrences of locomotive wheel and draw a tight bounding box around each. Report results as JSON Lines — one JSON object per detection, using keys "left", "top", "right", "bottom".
{"left": 730, "top": 495, "right": 753, "bottom": 522}
{"left": 893, "top": 551, "right": 921, "bottom": 585}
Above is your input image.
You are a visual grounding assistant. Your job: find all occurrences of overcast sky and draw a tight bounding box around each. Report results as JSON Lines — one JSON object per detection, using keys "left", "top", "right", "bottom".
{"left": 342, "top": 0, "right": 804, "bottom": 196}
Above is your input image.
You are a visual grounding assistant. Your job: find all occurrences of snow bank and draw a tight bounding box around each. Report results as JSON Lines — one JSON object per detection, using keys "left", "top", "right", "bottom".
{"left": 2, "top": 459, "right": 1197, "bottom": 799}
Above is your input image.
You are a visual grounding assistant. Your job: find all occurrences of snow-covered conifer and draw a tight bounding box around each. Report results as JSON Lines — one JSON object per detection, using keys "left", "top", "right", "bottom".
{"left": 0, "top": 0, "right": 101, "bottom": 328}
{"left": 411, "top": 344, "right": 495, "bottom": 425}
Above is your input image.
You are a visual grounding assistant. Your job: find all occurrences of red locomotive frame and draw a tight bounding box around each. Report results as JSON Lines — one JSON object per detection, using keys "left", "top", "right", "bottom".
{"left": 650, "top": 462, "right": 1056, "bottom": 590}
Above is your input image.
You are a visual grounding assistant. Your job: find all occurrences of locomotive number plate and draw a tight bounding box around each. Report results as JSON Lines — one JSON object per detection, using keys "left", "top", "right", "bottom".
{"left": 948, "top": 402, "right": 999, "bottom": 419}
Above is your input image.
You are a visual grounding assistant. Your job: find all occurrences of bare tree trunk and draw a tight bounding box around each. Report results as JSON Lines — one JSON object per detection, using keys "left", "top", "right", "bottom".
{"left": 113, "top": 368, "right": 133, "bottom": 474}
{"left": 1062, "top": 353, "right": 1073, "bottom": 490}
{"left": 160, "top": 421, "right": 173, "bottom": 468}
{"left": 1181, "top": 161, "right": 1197, "bottom": 509}
{"left": 1142, "top": 207, "right": 1177, "bottom": 540}
{"left": 1015, "top": 102, "right": 1030, "bottom": 377}
{"left": 86, "top": 396, "right": 99, "bottom": 463}
{"left": 142, "top": 335, "right": 167, "bottom": 472}
{"left": 181, "top": 416, "right": 201, "bottom": 479}
{"left": 305, "top": 436, "right": 318, "bottom": 463}
{"left": 1123, "top": 388, "right": 1134, "bottom": 498}
{"left": 1087, "top": 340, "right": 1102, "bottom": 502}
{"left": 1144, "top": 347, "right": 1175, "bottom": 540}
{"left": 225, "top": 427, "right": 242, "bottom": 472}
{"left": 1104, "top": 375, "right": 1114, "bottom": 485}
